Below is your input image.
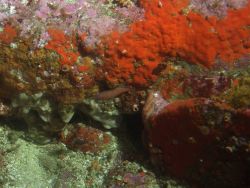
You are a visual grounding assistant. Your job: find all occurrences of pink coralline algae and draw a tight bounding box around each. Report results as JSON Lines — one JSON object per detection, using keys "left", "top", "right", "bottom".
{"left": 114, "top": 6, "right": 145, "bottom": 23}
{"left": 183, "top": 74, "right": 232, "bottom": 98}
{"left": 0, "top": 0, "right": 145, "bottom": 48}
{"left": 0, "top": 0, "right": 31, "bottom": 22}
{"left": 190, "top": 0, "right": 248, "bottom": 18}
{"left": 35, "top": 0, "right": 85, "bottom": 20}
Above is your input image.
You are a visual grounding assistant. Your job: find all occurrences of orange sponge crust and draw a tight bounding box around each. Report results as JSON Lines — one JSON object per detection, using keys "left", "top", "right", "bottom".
{"left": 99, "top": 0, "right": 250, "bottom": 87}
{"left": 45, "top": 29, "right": 80, "bottom": 65}
{"left": 0, "top": 25, "right": 17, "bottom": 44}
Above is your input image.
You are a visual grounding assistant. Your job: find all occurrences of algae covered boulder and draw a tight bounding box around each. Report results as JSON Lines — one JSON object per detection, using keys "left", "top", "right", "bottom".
{"left": 142, "top": 64, "right": 250, "bottom": 187}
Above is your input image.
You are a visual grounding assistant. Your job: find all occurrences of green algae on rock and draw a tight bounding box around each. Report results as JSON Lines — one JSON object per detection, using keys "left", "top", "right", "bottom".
{"left": 79, "top": 98, "right": 122, "bottom": 129}
{"left": 0, "top": 125, "right": 119, "bottom": 188}
{"left": 0, "top": 121, "right": 185, "bottom": 188}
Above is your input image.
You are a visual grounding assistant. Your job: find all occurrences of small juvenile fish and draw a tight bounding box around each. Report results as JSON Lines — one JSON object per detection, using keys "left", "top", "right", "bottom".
{"left": 95, "top": 87, "right": 130, "bottom": 100}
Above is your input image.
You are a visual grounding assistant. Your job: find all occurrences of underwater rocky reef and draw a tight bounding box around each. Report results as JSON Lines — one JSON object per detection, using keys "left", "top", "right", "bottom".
{"left": 0, "top": 0, "right": 250, "bottom": 187}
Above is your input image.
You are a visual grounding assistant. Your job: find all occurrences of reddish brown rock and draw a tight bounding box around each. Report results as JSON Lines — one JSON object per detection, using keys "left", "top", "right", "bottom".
{"left": 143, "top": 95, "right": 250, "bottom": 187}
{"left": 60, "top": 124, "right": 111, "bottom": 153}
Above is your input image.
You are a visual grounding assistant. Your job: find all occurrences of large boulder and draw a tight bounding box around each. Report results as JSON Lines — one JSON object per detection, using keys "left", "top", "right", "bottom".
{"left": 142, "top": 59, "right": 250, "bottom": 187}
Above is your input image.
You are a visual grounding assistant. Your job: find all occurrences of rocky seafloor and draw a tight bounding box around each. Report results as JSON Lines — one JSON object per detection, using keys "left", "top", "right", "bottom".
{"left": 0, "top": 119, "right": 185, "bottom": 188}
{"left": 0, "top": 0, "right": 250, "bottom": 187}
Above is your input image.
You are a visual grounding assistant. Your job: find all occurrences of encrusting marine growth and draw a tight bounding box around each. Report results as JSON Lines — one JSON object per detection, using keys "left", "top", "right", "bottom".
{"left": 0, "top": 0, "right": 250, "bottom": 187}
{"left": 98, "top": 0, "right": 250, "bottom": 86}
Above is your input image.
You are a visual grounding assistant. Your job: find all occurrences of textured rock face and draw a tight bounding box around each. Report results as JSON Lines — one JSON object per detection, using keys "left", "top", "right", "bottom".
{"left": 142, "top": 61, "right": 250, "bottom": 187}
{"left": 97, "top": 0, "right": 250, "bottom": 87}
{"left": 190, "top": 0, "right": 248, "bottom": 18}
{"left": 60, "top": 124, "right": 112, "bottom": 153}
{"left": 0, "top": 124, "right": 119, "bottom": 188}
{"left": 0, "top": 0, "right": 250, "bottom": 187}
